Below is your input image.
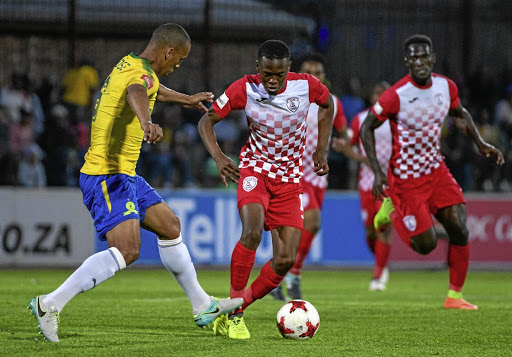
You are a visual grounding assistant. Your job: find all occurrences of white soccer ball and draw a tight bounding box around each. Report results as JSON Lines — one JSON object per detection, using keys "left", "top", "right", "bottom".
{"left": 276, "top": 299, "right": 320, "bottom": 340}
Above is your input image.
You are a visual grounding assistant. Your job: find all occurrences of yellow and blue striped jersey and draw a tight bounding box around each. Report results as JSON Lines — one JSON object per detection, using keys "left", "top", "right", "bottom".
{"left": 81, "top": 53, "right": 159, "bottom": 176}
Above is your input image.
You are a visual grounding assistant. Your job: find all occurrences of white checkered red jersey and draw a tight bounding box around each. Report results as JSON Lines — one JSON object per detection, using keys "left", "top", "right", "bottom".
{"left": 350, "top": 109, "right": 392, "bottom": 191}
{"left": 212, "top": 72, "right": 330, "bottom": 183}
{"left": 302, "top": 94, "right": 347, "bottom": 188}
{"left": 371, "top": 73, "right": 460, "bottom": 180}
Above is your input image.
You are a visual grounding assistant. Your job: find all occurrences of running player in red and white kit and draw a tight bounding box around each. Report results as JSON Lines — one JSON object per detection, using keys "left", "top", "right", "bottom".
{"left": 361, "top": 34, "right": 504, "bottom": 309}
{"left": 269, "top": 53, "right": 347, "bottom": 300}
{"left": 198, "top": 40, "right": 334, "bottom": 339}
{"left": 333, "top": 82, "right": 392, "bottom": 291}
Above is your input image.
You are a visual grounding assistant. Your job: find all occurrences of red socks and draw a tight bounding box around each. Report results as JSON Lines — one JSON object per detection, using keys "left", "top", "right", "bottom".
{"left": 366, "top": 236, "right": 376, "bottom": 253}
{"left": 290, "top": 228, "right": 315, "bottom": 276}
{"left": 448, "top": 244, "right": 470, "bottom": 292}
{"left": 373, "top": 240, "right": 391, "bottom": 279}
{"left": 242, "top": 260, "right": 284, "bottom": 310}
{"left": 230, "top": 242, "right": 256, "bottom": 299}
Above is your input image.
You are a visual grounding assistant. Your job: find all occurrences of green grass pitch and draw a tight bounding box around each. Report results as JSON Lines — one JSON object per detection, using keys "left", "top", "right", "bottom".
{"left": 1, "top": 269, "right": 511, "bottom": 356}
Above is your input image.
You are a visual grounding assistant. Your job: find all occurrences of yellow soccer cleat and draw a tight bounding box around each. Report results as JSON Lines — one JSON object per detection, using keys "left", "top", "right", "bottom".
{"left": 374, "top": 197, "right": 395, "bottom": 232}
{"left": 227, "top": 315, "right": 251, "bottom": 340}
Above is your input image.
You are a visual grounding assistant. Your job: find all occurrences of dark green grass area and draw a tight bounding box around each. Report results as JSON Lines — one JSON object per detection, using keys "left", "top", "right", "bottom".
{"left": 1, "top": 269, "right": 511, "bottom": 356}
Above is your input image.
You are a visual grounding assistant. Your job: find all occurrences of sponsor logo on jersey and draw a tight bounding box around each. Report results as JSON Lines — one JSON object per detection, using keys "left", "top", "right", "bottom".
{"left": 286, "top": 97, "right": 300, "bottom": 112}
{"left": 243, "top": 176, "right": 258, "bottom": 192}
{"left": 409, "top": 97, "right": 419, "bottom": 103}
{"left": 403, "top": 215, "right": 417, "bottom": 232}
{"left": 141, "top": 74, "right": 153, "bottom": 90}
{"left": 435, "top": 93, "right": 443, "bottom": 106}
{"left": 216, "top": 93, "right": 229, "bottom": 109}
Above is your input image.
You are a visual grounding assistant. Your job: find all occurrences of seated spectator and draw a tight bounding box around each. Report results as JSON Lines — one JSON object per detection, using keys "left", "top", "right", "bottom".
{"left": 18, "top": 144, "right": 46, "bottom": 187}
{"left": 9, "top": 109, "right": 35, "bottom": 156}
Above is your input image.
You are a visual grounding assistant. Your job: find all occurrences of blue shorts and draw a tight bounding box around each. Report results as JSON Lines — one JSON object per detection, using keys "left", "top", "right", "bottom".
{"left": 80, "top": 173, "right": 163, "bottom": 240}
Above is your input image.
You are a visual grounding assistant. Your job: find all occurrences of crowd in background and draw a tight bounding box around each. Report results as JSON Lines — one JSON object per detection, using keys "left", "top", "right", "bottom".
{"left": 1, "top": 61, "right": 512, "bottom": 192}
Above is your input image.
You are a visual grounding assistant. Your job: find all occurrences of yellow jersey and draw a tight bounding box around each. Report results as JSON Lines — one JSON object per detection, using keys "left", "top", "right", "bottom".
{"left": 62, "top": 65, "right": 99, "bottom": 107}
{"left": 81, "top": 53, "right": 160, "bottom": 176}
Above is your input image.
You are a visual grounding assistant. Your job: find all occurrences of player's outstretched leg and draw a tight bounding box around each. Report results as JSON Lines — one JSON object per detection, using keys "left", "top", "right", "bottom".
{"left": 28, "top": 247, "right": 127, "bottom": 342}
{"left": 28, "top": 295, "right": 60, "bottom": 342}
{"left": 374, "top": 197, "right": 395, "bottom": 232}
{"left": 157, "top": 236, "right": 243, "bottom": 326}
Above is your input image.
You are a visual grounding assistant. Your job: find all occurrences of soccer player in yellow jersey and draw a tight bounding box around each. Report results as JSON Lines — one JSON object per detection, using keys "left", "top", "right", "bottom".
{"left": 28, "top": 23, "right": 242, "bottom": 342}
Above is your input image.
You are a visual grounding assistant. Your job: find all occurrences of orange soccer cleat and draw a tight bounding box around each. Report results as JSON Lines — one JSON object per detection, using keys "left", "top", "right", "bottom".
{"left": 443, "top": 297, "right": 478, "bottom": 310}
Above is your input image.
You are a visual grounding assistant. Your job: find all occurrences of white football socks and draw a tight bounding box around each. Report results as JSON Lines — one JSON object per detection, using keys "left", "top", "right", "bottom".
{"left": 43, "top": 247, "right": 126, "bottom": 312}
{"left": 158, "top": 235, "right": 211, "bottom": 314}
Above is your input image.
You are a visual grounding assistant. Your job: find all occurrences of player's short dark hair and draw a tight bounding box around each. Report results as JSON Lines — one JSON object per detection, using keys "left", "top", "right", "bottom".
{"left": 258, "top": 40, "right": 290, "bottom": 60}
{"left": 404, "top": 34, "right": 433, "bottom": 54}
{"left": 297, "top": 52, "right": 326, "bottom": 69}
{"left": 150, "top": 23, "right": 190, "bottom": 48}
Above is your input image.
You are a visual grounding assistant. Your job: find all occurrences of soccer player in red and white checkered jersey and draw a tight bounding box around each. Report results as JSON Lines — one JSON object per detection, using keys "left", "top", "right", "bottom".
{"left": 269, "top": 53, "right": 347, "bottom": 301}
{"left": 198, "top": 40, "right": 334, "bottom": 339}
{"left": 333, "top": 82, "right": 393, "bottom": 291}
{"left": 361, "top": 34, "right": 504, "bottom": 310}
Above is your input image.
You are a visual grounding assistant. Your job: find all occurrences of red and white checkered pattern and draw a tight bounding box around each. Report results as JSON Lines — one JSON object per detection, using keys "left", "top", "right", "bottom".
{"left": 303, "top": 94, "right": 346, "bottom": 188}
{"left": 351, "top": 109, "right": 392, "bottom": 191}
{"left": 213, "top": 73, "right": 329, "bottom": 183}
{"left": 371, "top": 74, "right": 459, "bottom": 180}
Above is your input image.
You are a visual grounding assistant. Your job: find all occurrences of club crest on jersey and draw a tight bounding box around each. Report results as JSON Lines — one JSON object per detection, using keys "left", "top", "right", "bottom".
{"left": 141, "top": 74, "right": 153, "bottom": 90}
{"left": 286, "top": 97, "right": 300, "bottom": 112}
{"left": 435, "top": 93, "right": 443, "bottom": 106}
{"left": 243, "top": 176, "right": 258, "bottom": 192}
{"left": 403, "top": 215, "right": 417, "bottom": 232}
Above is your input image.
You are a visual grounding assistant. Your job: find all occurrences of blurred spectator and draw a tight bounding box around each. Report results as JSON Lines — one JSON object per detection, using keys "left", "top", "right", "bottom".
{"left": 17, "top": 144, "right": 46, "bottom": 187}
{"left": 473, "top": 108, "right": 501, "bottom": 191}
{"left": 467, "top": 64, "right": 496, "bottom": 115}
{"left": 494, "top": 84, "right": 512, "bottom": 190}
{"left": 9, "top": 109, "right": 35, "bottom": 155}
{"left": 62, "top": 59, "right": 99, "bottom": 123}
{"left": 173, "top": 123, "right": 196, "bottom": 188}
{"left": 39, "top": 104, "right": 78, "bottom": 186}
{"left": 0, "top": 73, "right": 32, "bottom": 124}
{"left": 0, "top": 73, "right": 44, "bottom": 137}
{"left": 203, "top": 140, "right": 238, "bottom": 190}
{"left": 144, "top": 127, "right": 173, "bottom": 189}
{"left": 340, "top": 76, "right": 365, "bottom": 124}
{"left": 441, "top": 116, "right": 476, "bottom": 192}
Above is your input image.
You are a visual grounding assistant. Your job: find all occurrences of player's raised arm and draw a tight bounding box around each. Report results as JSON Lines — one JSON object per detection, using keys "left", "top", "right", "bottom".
{"left": 127, "top": 83, "right": 163, "bottom": 144}
{"left": 198, "top": 109, "right": 240, "bottom": 186}
{"left": 156, "top": 84, "right": 214, "bottom": 113}
{"left": 449, "top": 102, "right": 505, "bottom": 166}
{"left": 361, "top": 111, "right": 387, "bottom": 200}
{"left": 313, "top": 94, "right": 334, "bottom": 176}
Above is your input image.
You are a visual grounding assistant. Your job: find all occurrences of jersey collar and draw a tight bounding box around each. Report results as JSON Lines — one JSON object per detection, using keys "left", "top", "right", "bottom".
{"left": 407, "top": 74, "right": 433, "bottom": 89}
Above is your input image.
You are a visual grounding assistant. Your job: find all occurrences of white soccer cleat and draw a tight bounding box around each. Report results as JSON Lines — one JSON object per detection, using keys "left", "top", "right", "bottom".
{"left": 369, "top": 278, "right": 386, "bottom": 291}
{"left": 28, "top": 295, "right": 60, "bottom": 342}
{"left": 193, "top": 297, "right": 243, "bottom": 327}
{"left": 380, "top": 267, "right": 390, "bottom": 285}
